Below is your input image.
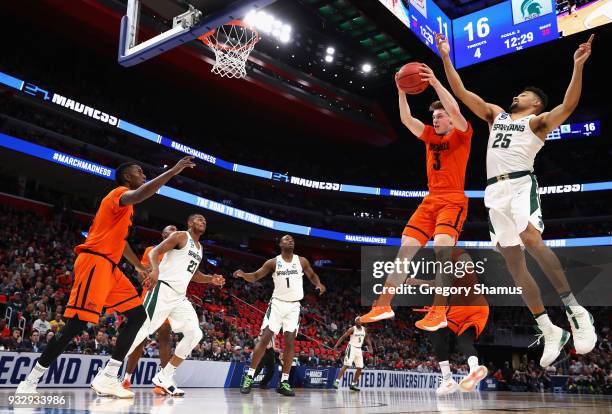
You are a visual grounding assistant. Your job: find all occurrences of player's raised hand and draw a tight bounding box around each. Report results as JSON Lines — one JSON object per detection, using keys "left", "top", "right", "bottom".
{"left": 233, "top": 269, "right": 246, "bottom": 279}
{"left": 211, "top": 274, "right": 225, "bottom": 286}
{"left": 419, "top": 64, "right": 440, "bottom": 87}
{"left": 170, "top": 156, "right": 196, "bottom": 175}
{"left": 574, "top": 34, "right": 594, "bottom": 66}
{"left": 435, "top": 33, "right": 450, "bottom": 57}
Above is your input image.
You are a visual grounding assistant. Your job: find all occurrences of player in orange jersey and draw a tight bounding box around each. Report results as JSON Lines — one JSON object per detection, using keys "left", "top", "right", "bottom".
{"left": 406, "top": 249, "right": 489, "bottom": 396}
{"left": 17, "top": 157, "right": 195, "bottom": 398}
{"left": 122, "top": 225, "right": 176, "bottom": 391}
{"left": 361, "top": 65, "right": 472, "bottom": 331}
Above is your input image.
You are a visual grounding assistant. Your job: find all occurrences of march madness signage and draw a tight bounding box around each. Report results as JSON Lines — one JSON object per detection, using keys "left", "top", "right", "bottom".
{"left": 303, "top": 368, "right": 329, "bottom": 388}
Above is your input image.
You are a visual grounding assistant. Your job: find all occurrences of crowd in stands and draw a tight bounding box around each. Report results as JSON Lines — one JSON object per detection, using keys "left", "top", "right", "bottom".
{"left": 1, "top": 202, "right": 611, "bottom": 394}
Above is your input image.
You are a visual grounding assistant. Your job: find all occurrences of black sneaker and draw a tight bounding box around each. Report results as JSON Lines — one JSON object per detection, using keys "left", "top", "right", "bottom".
{"left": 240, "top": 375, "right": 254, "bottom": 394}
{"left": 276, "top": 381, "right": 295, "bottom": 397}
{"left": 349, "top": 383, "right": 360, "bottom": 392}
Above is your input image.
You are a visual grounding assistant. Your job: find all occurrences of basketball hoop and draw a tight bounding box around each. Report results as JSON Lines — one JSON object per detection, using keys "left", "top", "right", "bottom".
{"left": 199, "top": 20, "right": 260, "bottom": 79}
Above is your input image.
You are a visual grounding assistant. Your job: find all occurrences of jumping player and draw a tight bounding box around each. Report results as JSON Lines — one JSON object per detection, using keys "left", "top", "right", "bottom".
{"left": 361, "top": 65, "right": 473, "bottom": 332}
{"left": 332, "top": 316, "right": 373, "bottom": 391}
{"left": 125, "top": 214, "right": 224, "bottom": 396}
{"left": 406, "top": 249, "right": 489, "bottom": 396}
{"left": 436, "top": 32, "right": 597, "bottom": 367}
{"left": 122, "top": 225, "right": 176, "bottom": 391}
{"left": 234, "top": 235, "right": 326, "bottom": 397}
{"left": 16, "top": 157, "right": 196, "bottom": 397}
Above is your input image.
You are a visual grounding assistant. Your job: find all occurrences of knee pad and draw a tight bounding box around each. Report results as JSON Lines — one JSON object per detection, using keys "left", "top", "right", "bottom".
{"left": 175, "top": 327, "right": 203, "bottom": 359}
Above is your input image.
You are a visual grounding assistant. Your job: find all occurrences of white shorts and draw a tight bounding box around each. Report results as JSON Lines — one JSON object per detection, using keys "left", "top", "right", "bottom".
{"left": 484, "top": 174, "right": 544, "bottom": 248}
{"left": 260, "top": 297, "right": 300, "bottom": 335}
{"left": 143, "top": 282, "right": 199, "bottom": 335}
{"left": 343, "top": 345, "right": 364, "bottom": 369}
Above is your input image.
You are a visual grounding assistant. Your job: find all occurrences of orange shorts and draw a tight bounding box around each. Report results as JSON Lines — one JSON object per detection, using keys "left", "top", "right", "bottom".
{"left": 446, "top": 306, "right": 489, "bottom": 338}
{"left": 403, "top": 193, "right": 468, "bottom": 245}
{"left": 64, "top": 252, "right": 143, "bottom": 323}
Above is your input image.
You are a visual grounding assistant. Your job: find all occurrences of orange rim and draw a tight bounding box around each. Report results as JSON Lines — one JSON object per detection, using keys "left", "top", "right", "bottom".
{"left": 198, "top": 20, "right": 259, "bottom": 51}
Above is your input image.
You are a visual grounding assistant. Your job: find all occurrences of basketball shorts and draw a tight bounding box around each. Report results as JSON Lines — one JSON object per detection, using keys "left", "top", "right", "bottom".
{"left": 343, "top": 344, "right": 364, "bottom": 369}
{"left": 64, "top": 252, "right": 142, "bottom": 323}
{"left": 403, "top": 193, "right": 468, "bottom": 245}
{"left": 446, "top": 306, "right": 489, "bottom": 338}
{"left": 484, "top": 174, "right": 544, "bottom": 248}
{"left": 140, "top": 286, "right": 170, "bottom": 327}
{"left": 261, "top": 297, "right": 301, "bottom": 335}
{"left": 142, "top": 282, "right": 199, "bottom": 335}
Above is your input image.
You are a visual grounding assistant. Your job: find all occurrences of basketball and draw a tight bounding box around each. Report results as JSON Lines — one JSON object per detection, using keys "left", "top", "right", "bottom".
{"left": 396, "top": 62, "right": 429, "bottom": 95}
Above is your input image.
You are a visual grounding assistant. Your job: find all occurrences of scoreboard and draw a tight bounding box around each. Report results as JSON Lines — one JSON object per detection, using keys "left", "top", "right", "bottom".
{"left": 453, "top": 0, "right": 559, "bottom": 68}
{"left": 379, "top": 0, "right": 569, "bottom": 68}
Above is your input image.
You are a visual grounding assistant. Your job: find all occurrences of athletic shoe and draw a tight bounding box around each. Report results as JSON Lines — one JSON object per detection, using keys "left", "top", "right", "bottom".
{"left": 459, "top": 366, "right": 488, "bottom": 392}
{"left": 91, "top": 369, "right": 135, "bottom": 399}
{"left": 333, "top": 379, "right": 339, "bottom": 389}
{"left": 276, "top": 381, "right": 295, "bottom": 397}
{"left": 360, "top": 306, "right": 395, "bottom": 324}
{"left": 349, "top": 383, "right": 360, "bottom": 392}
{"left": 153, "top": 386, "right": 166, "bottom": 396}
{"left": 566, "top": 306, "right": 597, "bottom": 354}
{"left": 436, "top": 378, "right": 459, "bottom": 396}
{"left": 530, "top": 325, "right": 570, "bottom": 368}
{"left": 152, "top": 370, "right": 184, "bottom": 396}
{"left": 122, "top": 379, "right": 131, "bottom": 390}
{"left": 415, "top": 306, "right": 448, "bottom": 332}
{"left": 240, "top": 375, "right": 254, "bottom": 394}
{"left": 16, "top": 379, "right": 38, "bottom": 394}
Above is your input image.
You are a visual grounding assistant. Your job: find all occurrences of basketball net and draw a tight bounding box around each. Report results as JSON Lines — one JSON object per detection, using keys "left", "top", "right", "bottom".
{"left": 199, "top": 21, "right": 259, "bottom": 79}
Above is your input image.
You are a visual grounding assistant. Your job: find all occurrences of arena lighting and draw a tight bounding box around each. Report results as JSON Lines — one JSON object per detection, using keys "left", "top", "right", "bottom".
{"left": 324, "top": 55, "right": 334, "bottom": 63}
{"left": 326, "top": 47, "right": 335, "bottom": 55}
{"left": 362, "top": 63, "right": 372, "bottom": 73}
{"left": 244, "top": 10, "right": 292, "bottom": 43}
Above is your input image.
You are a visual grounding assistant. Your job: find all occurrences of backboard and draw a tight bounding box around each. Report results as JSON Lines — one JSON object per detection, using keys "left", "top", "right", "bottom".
{"left": 118, "top": 0, "right": 278, "bottom": 67}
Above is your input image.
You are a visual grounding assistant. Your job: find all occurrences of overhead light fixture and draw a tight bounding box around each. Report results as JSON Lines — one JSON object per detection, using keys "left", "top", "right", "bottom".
{"left": 326, "top": 47, "right": 335, "bottom": 55}
{"left": 325, "top": 55, "right": 333, "bottom": 63}
{"left": 362, "top": 63, "right": 373, "bottom": 73}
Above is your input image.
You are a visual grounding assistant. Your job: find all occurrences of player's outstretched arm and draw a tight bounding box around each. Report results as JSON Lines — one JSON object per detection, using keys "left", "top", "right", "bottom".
{"left": 233, "top": 259, "right": 276, "bottom": 283}
{"left": 148, "top": 231, "right": 188, "bottom": 287}
{"left": 333, "top": 327, "right": 354, "bottom": 349}
{"left": 123, "top": 242, "right": 149, "bottom": 281}
{"left": 420, "top": 64, "right": 468, "bottom": 132}
{"left": 300, "top": 257, "right": 326, "bottom": 295}
{"left": 531, "top": 34, "right": 594, "bottom": 138}
{"left": 435, "top": 33, "right": 502, "bottom": 124}
{"left": 397, "top": 87, "right": 425, "bottom": 137}
{"left": 120, "top": 156, "right": 196, "bottom": 206}
{"left": 192, "top": 271, "right": 225, "bottom": 286}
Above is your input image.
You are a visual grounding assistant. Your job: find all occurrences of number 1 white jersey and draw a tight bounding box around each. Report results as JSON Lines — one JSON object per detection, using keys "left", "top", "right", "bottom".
{"left": 487, "top": 112, "right": 544, "bottom": 179}
{"left": 157, "top": 231, "right": 203, "bottom": 297}
{"left": 271, "top": 254, "right": 304, "bottom": 302}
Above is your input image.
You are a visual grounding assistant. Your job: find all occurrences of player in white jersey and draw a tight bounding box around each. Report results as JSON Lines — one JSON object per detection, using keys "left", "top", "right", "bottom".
{"left": 234, "top": 235, "right": 326, "bottom": 396}
{"left": 125, "top": 214, "right": 225, "bottom": 395}
{"left": 436, "top": 33, "right": 597, "bottom": 367}
{"left": 332, "top": 317, "right": 373, "bottom": 391}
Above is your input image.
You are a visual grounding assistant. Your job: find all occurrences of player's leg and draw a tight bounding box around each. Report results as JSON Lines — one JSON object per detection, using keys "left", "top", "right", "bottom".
{"left": 360, "top": 200, "right": 432, "bottom": 323}
{"left": 157, "top": 321, "right": 172, "bottom": 368}
{"left": 277, "top": 329, "right": 297, "bottom": 396}
{"left": 334, "top": 344, "right": 354, "bottom": 389}
{"left": 349, "top": 349, "right": 364, "bottom": 391}
{"left": 122, "top": 339, "right": 147, "bottom": 388}
{"left": 257, "top": 348, "right": 275, "bottom": 389}
{"left": 153, "top": 299, "right": 202, "bottom": 396}
{"left": 455, "top": 326, "right": 488, "bottom": 392}
{"left": 513, "top": 176, "right": 595, "bottom": 354}
{"left": 416, "top": 198, "right": 467, "bottom": 331}
{"left": 333, "top": 365, "right": 349, "bottom": 389}
{"left": 17, "top": 254, "right": 111, "bottom": 394}
{"left": 520, "top": 224, "right": 596, "bottom": 355}
{"left": 429, "top": 328, "right": 459, "bottom": 396}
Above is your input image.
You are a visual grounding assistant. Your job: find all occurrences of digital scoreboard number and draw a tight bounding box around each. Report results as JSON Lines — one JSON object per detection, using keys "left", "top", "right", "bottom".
{"left": 408, "top": 0, "right": 454, "bottom": 59}
{"left": 452, "top": 0, "right": 560, "bottom": 68}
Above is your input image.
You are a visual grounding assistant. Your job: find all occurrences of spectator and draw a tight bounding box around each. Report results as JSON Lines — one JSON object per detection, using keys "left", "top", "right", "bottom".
{"left": 4, "top": 328, "right": 23, "bottom": 350}
{"left": 49, "top": 313, "right": 65, "bottom": 332}
{"left": 19, "top": 329, "right": 45, "bottom": 353}
{"left": 32, "top": 311, "right": 51, "bottom": 336}
{"left": 0, "top": 319, "right": 9, "bottom": 338}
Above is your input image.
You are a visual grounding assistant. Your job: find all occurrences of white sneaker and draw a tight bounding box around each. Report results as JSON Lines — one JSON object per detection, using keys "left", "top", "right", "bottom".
{"left": 91, "top": 369, "right": 135, "bottom": 399}
{"left": 459, "top": 366, "right": 488, "bottom": 392}
{"left": 566, "top": 306, "right": 597, "bottom": 354}
{"left": 436, "top": 378, "right": 459, "bottom": 396}
{"left": 153, "top": 370, "right": 185, "bottom": 396}
{"left": 530, "top": 325, "right": 570, "bottom": 368}
{"left": 16, "top": 379, "right": 39, "bottom": 394}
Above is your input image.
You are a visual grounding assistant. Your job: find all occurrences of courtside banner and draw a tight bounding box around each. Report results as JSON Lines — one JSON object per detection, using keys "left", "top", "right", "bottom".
{"left": 336, "top": 369, "right": 466, "bottom": 390}
{"left": 0, "top": 353, "right": 229, "bottom": 388}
